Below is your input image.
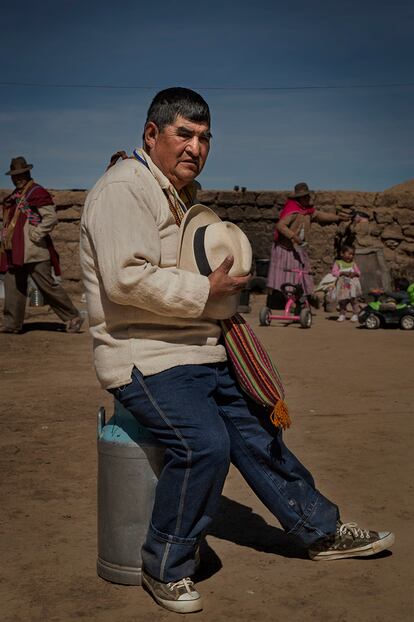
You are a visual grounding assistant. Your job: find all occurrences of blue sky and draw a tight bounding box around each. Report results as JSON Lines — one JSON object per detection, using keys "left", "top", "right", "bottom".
{"left": 0, "top": 0, "right": 413, "bottom": 191}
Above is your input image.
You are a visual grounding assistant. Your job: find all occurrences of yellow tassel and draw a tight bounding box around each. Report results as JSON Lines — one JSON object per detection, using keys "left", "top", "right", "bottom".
{"left": 270, "top": 399, "right": 291, "bottom": 430}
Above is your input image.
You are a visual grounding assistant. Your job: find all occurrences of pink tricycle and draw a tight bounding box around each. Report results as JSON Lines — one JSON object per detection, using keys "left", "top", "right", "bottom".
{"left": 259, "top": 268, "right": 312, "bottom": 329}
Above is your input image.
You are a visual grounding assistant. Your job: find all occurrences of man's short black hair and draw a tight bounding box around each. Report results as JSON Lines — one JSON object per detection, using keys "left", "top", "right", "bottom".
{"left": 145, "top": 87, "right": 210, "bottom": 131}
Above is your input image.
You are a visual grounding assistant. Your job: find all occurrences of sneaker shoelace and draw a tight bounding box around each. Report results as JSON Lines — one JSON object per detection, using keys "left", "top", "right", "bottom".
{"left": 339, "top": 521, "right": 370, "bottom": 540}
{"left": 168, "top": 578, "right": 195, "bottom": 594}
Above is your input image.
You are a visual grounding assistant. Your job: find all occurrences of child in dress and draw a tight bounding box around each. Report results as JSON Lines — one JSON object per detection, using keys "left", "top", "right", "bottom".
{"left": 331, "top": 245, "right": 362, "bottom": 322}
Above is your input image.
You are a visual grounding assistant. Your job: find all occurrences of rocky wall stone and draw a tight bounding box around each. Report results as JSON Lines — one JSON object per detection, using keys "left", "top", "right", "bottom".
{"left": 53, "top": 222, "right": 81, "bottom": 243}
{"left": 216, "top": 191, "right": 256, "bottom": 205}
{"left": 399, "top": 241, "right": 414, "bottom": 255}
{"left": 256, "top": 192, "right": 278, "bottom": 207}
{"left": 381, "top": 224, "right": 404, "bottom": 240}
{"left": 396, "top": 209, "right": 414, "bottom": 225}
{"left": 313, "top": 191, "right": 337, "bottom": 206}
{"left": 403, "top": 226, "right": 414, "bottom": 238}
{"left": 197, "top": 190, "right": 217, "bottom": 205}
{"left": 54, "top": 241, "right": 82, "bottom": 281}
{"left": 374, "top": 209, "right": 394, "bottom": 224}
{"left": 376, "top": 192, "right": 414, "bottom": 209}
{"left": 51, "top": 190, "right": 87, "bottom": 207}
{"left": 56, "top": 206, "right": 82, "bottom": 221}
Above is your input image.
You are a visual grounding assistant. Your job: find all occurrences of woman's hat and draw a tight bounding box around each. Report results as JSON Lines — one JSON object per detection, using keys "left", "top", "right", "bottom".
{"left": 177, "top": 204, "right": 252, "bottom": 319}
{"left": 6, "top": 156, "right": 33, "bottom": 176}
{"left": 289, "top": 182, "right": 313, "bottom": 199}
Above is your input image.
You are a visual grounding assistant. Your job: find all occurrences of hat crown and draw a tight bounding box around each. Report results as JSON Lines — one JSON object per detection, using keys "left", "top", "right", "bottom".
{"left": 196, "top": 221, "right": 252, "bottom": 276}
{"left": 294, "top": 182, "right": 309, "bottom": 195}
{"left": 6, "top": 156, "right": 33, "bottom": 176}
{"left": 289, "top": 181, "right": 313, "bottom": 199}
{"left": 177, "top": 204, "right": 252, "bottom": 319}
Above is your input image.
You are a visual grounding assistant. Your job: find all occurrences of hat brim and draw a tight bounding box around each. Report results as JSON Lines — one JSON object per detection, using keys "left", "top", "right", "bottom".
{"left": 288, "top": 189, "right": 313, "bottom": 199}
{"left": 6, "top": 164, "right": 33, "bottom": 175}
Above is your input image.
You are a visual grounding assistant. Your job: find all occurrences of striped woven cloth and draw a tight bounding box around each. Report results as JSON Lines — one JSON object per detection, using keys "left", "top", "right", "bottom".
{"left": 221, "top": 313, "right": 290, "bottom": 429}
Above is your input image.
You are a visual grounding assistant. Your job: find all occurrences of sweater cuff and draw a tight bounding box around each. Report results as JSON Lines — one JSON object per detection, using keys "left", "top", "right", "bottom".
{"left": 182, "top": 273, "right": 211, "bottom": 318}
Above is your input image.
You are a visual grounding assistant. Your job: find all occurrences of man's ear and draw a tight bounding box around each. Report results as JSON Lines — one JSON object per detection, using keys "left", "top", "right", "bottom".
{"left": 144, "top": 122, "right": 159, "bottom": 151}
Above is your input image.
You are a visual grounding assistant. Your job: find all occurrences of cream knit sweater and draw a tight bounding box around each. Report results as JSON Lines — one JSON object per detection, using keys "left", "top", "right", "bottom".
{"left": 80, "top": 153, "right": 226, "bottom": 389}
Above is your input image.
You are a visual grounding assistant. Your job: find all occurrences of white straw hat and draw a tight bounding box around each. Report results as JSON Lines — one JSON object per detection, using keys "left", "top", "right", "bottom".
{"left": 177, "top": 204, "right": 252, "bottom": 319}
{"left": 177, "top": 204, "right": 252, "bottom": 320}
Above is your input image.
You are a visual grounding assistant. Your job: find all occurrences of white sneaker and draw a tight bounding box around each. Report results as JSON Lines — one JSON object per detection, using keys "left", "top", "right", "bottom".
{"left": 142, "top": 571, "right": 203, "bottom": 613}
{"left": 350, "top": 314, "right": 358, "bottom": 322}
{"left": 309, "top": 521, "right": 395, "bottom": 561}
{"left": 337, "top": 314, "right": 346, "bottom": 322}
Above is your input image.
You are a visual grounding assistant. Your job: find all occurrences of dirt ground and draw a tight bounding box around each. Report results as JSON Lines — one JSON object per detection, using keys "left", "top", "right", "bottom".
{"left": 1, "top": 294, "right": 413, "bottom": 622}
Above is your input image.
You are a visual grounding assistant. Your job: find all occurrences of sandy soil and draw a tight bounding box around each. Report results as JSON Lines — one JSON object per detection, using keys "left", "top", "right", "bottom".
{"left": 0, "top": 294, "right": 413, "bottom": 622}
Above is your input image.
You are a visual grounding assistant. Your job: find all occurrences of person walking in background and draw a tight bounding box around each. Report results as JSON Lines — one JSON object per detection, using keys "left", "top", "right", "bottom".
{"left": 0, "top": 156, "right": 83, "bottom": 334}
{"left": 267, "top": 182, "right": 349, "bottom": 297}
{"left": 331, "top": 244, "right": 362, "bottom": 322}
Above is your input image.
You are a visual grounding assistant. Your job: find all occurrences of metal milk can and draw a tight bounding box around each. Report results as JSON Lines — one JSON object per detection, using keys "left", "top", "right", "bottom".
{"left": 97, "top": 399, "right": 164, "bottom": 585}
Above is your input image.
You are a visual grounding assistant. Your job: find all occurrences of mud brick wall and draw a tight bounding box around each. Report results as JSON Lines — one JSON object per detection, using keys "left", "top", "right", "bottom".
{"left": 1, "top": 188, "right": 414, "bottom": 293}
{"left": 50, "top": 191, "right": 87, "bottom": 293}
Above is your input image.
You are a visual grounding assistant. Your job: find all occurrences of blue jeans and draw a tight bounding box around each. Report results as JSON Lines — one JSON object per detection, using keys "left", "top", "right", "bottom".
{"left": 111, "top": 363, "right": 339, "bottom": 582}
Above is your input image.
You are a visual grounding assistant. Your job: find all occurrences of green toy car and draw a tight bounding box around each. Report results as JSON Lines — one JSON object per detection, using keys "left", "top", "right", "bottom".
{"left": 358, "top": 298, "right": 414, "bottom": 330}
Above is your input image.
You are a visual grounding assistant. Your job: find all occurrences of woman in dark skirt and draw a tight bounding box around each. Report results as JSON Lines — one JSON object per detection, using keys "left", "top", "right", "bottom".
{"left": 267, "top": 182, "right": 348, "bottom": 295}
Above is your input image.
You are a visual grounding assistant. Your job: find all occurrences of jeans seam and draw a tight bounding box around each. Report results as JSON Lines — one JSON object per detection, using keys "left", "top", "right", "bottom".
{"left": 220, "top": 407, "right": 285, "bottom": 491}
{"left": 160, "top": 542, "right": 171, "bottom": 582}
{"left": 220, "top": 409, "right": 316, "bottom": 528}
{"left": 133, "top": 368, "right": 192, "bottom": 540}
{"left": 176, "top": 456, "right": 192, "bottom": 535}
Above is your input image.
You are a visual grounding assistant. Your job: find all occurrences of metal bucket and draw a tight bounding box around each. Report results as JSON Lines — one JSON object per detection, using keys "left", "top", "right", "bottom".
{"left": 237, "top": 288, "right": 251, "bottom": 313}
{"left": 28, "top": 276, "right": 44, "bottom": 307}
{"left": 255, "top": 259, "right": 270, "bottom": 278}
{"left": 97, "top": 399, "right": 164, "bottom": 585}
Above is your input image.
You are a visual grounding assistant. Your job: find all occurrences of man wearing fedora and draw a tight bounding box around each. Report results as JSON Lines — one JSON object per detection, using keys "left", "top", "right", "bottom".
{"left": 81, "top": 87, "right": 394, "bottom": 614}
{"left": 0, "top": 156, "right": 83, "bottom": 333}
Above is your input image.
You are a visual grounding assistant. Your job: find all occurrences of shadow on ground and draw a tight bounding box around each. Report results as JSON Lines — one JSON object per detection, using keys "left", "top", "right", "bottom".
{"left": 195, "top": 495, "right": 307, "bottom": 582}
{"left": 22, "top": 321, "right": 86, "bottom": 333}
{"left": 196, "top": 495, "right": 392, "bottom": 581}
{"left": 22, "top": 321, "right": 67, "bottom": 332}
{"left": 209, "top": 496, "right": 306, "bottom": 558}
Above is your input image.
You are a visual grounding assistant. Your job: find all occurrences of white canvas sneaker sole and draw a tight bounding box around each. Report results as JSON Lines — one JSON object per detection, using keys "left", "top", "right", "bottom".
{"left": 142, "top": 572, "right": 203, "bottom": 613}
{"left": 310, "top": 531, "right": 395, "bottom": 561}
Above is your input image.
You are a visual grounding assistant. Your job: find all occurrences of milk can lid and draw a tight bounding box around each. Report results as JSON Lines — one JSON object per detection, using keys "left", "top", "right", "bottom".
{"left": 99, "top": 399, "right": 161, "bottom": 445}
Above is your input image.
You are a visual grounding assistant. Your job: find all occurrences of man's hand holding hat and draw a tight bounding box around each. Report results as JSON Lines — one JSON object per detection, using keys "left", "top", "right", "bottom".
{"left": 208, "top": 255, "right": 250, "bottom": 301}
{"left": 177, "top": 204, "right": 253, "bottom": 318}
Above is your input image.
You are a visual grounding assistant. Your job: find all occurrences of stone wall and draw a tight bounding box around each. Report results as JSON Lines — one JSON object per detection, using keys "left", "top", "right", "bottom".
{"left": 1, "top": 188, "right": 414, "bottom": 292}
